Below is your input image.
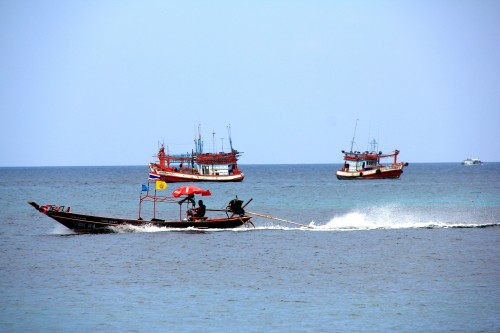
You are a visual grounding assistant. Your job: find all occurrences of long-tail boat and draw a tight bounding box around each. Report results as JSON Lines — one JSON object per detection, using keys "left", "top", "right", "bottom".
{"left": 149, "top": 125, "right": 244, "bottom": 182}
{"left": 29, "top": 185, "right": 253, "bottom": 233}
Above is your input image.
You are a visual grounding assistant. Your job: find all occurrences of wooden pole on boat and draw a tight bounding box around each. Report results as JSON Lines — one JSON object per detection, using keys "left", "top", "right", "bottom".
{"left": 138, "top": 191, "right": 142, "bottom": 220}
{"left": 153, "top": 186, "right": 157, "bottom": 219}
{"left": 245, "top": 211, "right": 315, "bottom": 229}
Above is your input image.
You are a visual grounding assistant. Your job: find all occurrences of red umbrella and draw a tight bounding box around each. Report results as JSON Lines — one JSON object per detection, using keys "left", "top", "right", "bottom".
{"left": 172, "top": 185, "right": 211, "bottom": 198}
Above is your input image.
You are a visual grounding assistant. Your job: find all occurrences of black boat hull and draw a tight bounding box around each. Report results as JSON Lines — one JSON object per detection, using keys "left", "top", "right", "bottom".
{"left": 29, "top": 202, "right": 252, "bottom": 233}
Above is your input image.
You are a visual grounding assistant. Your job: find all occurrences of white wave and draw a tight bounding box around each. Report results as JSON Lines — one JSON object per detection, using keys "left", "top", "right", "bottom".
{"left": 51, "top": 224, "right": 75, "bottom": 235}
{"left": 109, "top": 224, "right": 259, "bottom": 233}
{"left": 111, "top": 224, "right": 170, "bottom": 233}
{"left": 312, "top": 205, "right": 497, "bottom": 231}
{"left": 315, "top": 211, "right": 434, "bottom": 230}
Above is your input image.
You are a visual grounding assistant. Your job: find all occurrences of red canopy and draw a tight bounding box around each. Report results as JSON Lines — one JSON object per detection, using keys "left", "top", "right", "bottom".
{"left": 172, "top": 185, "right": 212, "bottom": 198}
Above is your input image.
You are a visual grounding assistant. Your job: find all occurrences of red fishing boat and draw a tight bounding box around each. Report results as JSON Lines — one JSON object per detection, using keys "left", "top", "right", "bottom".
{"left": 29, "top": 185, "right": 253, "bottom": 233}
{"left": 149, "top": 125, "right": 244, "bottom": 182}
{"left": 336, "top": 120, "right": 408, "bottom": 180}
{"left": 336, "top": 149, "right": 408, "bottom": 180}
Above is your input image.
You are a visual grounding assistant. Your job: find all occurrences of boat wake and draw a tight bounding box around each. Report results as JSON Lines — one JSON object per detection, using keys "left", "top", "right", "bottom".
{"left": 311, "top": 206, "right": 500, "bottom": 231}
{"left": 109, "top": 224, "right": 257, "bottom": 233}
{"left": 51, "top": 224, "right": 76, "bottom": 235}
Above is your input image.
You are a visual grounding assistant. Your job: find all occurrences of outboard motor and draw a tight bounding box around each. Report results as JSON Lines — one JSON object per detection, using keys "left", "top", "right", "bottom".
{"left": 227, "top": 197, "right": 245, "bottom": 216}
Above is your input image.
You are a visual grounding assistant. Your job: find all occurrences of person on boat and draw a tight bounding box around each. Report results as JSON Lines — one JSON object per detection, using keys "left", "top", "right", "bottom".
{"left": 188, "top": 200, "right": 206, "bottom": 220}
{"left": 194, "top": 200, "right": 206, "bottom": 217}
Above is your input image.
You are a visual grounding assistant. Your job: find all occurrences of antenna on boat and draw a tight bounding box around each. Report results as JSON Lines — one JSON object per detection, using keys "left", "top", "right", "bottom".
{"left": 220, "top": 138, "right": 224, "bottom": 153}
{"left": 227, "top": 124, "right": 233, "bottom": 152}
{"left": 194, "top": 124, "right": 203, "bottom": 154}
{"left": 369, "top": 138, "right": 378, "bottom": 152}
{"left": 212, "top": 130, "right": 216, "bottom": 154}
{"left": 350, "top": 119, "right": 359, "bottom": 152}
{"left": 193, "top": 125, "right": 197, "bottom": 152}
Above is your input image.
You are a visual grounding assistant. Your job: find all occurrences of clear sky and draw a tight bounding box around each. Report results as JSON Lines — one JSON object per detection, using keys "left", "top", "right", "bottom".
{"left": 1, "top": 1, "right": 499, "bottom": 166}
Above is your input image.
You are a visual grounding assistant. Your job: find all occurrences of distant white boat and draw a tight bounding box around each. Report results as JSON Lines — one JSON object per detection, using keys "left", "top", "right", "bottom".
{"left": 462, "top": 158, "right": 483, "bottom": 166}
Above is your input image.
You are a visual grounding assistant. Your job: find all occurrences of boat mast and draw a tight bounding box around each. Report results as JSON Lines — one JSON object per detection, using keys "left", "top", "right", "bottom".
{"left": 350, "top": 119, "right": 358, "bottom": 152}
{"left": 369, "top": 138, "right": 378, "bottom": 153}
{"left": 227, "top": 124, "right": 234, "bottom": 152}
{"left": 194, "top": 124, "right": 204, "bottom": 154}
{"left": 212, "top": 130, "right": 216, "bottom": 154}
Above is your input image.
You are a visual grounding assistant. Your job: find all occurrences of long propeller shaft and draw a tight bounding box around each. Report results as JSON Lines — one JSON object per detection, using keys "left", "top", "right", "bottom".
{"left": 246, "top": 211, "right": 314, "bottom": 229}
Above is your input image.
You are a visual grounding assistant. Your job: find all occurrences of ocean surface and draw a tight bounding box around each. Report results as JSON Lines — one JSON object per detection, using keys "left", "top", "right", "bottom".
{"left": 1, "top": 163, "right": 499, "bottom": 332}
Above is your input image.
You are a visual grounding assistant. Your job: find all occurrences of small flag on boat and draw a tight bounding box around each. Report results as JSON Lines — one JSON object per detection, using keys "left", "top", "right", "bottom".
{"left": 156, "top": 181, "right": 167, "bottom": 190}
{"left": 149, "top": 172, "right": 160, "bottom": 181}
{"left": 141, "top": 184, "right": 148, "bottom": 192}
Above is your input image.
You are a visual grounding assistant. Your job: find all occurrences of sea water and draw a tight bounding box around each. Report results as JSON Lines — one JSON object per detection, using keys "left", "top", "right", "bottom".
{"left": 0, "top": 164, "right": 499, "bottom": 332}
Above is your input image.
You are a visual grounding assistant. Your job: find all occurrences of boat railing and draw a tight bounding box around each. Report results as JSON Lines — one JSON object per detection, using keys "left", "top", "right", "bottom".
{"left": 171, "top": 167, "right": 197, "bottom": 175}
{"left": 138, "top": 192, "right": 178, "bottom": 220}
{"left": 166, "top": 153, "right": 193, "bottom": 159}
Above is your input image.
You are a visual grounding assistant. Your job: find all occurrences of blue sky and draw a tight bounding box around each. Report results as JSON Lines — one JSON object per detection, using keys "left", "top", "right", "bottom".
{"left": 1, "top": 1, "right": 499, "bottom": 166}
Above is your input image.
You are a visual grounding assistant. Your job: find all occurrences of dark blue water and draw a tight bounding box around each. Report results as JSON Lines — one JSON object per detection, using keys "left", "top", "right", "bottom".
{"left": 1, "top": 164, "right": 499, "bottom": 332}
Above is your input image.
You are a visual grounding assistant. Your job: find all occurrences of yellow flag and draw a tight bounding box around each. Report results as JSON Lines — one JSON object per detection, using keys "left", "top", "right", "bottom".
{"left": 155, "top": 181, "right": 167, "bottom": 190}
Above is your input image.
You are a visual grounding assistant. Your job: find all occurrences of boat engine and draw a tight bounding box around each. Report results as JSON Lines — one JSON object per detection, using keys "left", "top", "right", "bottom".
{"left": 227, "top": 197, "right": 245, "bottom": 216}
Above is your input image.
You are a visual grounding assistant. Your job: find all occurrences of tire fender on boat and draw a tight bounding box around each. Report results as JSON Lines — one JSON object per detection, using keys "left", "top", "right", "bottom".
{"left": 376, "top": 169, "right": 381, "bottom": 174}
{"left": 359, "top": 172, "right": 363, "bottom": 177}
